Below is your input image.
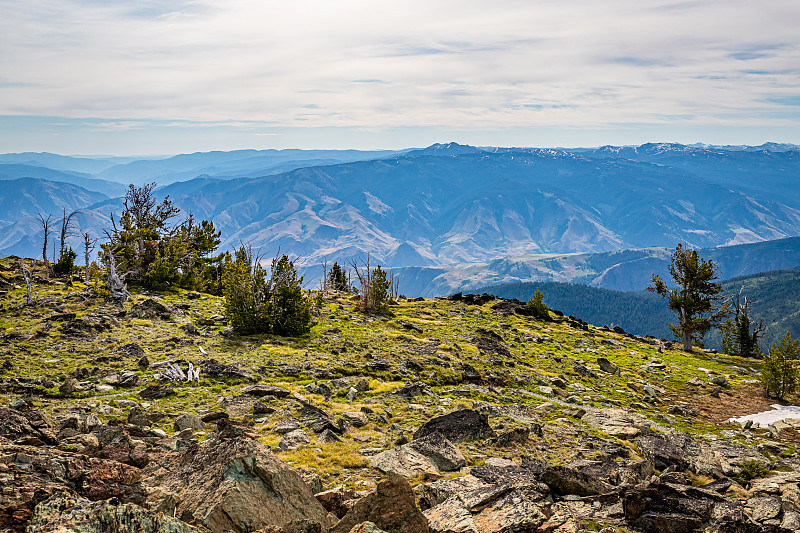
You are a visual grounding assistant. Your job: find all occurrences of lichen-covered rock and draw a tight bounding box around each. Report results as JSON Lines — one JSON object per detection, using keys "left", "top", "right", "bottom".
{"left": 0, "top": 442, "right": 144, "bottom": 532}
{"left": 414, "top": 410, "right": 494, "bottom": 442}
{"left": 241, "top": 384, "right": 291, "bottom": 398}
{"left": 143, "top": 436, "right": 328, "bottom": 533}
{"left": 370, "top": 433, "right": 465, "bottom": 477}
{"left": 279, "top": 429, "right": 311, "bottom": 451}
{"left": 0, "top": 408, "right": 57, "bottom": 445}
{"left": 581, "top": 408, "right": 653, "bottom": 439}
{"left": 332, "top": 476, "right": 428, "bottom": 533}
{"left": 636, "top": 431, "right": 696, "bottom": 471}
{"left": 27, "top": 493, "right": 198, "bottom": 532}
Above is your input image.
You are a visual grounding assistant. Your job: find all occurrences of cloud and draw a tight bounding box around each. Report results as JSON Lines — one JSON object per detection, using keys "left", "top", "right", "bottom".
{"left": 0, "top": 0, "right": 798, "bottom": 150}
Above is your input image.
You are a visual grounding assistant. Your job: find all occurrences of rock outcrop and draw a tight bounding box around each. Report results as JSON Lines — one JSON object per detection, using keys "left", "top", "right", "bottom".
{"left": 144, "top": 436, "right": 329, "bottom": 533}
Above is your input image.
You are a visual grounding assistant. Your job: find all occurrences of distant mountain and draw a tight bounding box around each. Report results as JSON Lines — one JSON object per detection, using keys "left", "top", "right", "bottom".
{"left": 0, "top": 164, "right": 126, "bottom": 197}
{"left": 148, "top": 145, "right": 800, "bottom": 268}
{"left": 391, "top": 237, "right": 800, "bottom": 297}
{"left": 98, "top": 148, "right": 406, "bottom": 185}
{"left": 477, "top": 266, "right": 800, "bottom": 354}
{"left": 0, "top": 178, "right": 109, "bottom": 258}
{"left": 0, "top": 152, "right": 122, "bottom": 174}
{"left": 2, "top": 143, "right": 800, "bottom": 277}
{"left": 580, "top": 142, "right": 800, "bottom": 204}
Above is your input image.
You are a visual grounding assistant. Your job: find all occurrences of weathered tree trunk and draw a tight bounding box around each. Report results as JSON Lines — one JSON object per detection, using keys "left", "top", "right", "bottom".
{"left": 683, "top": 328, "right": 693, "bottom": 352}
{"left": 106, "top": 250, "right": 131, "bottom": 302}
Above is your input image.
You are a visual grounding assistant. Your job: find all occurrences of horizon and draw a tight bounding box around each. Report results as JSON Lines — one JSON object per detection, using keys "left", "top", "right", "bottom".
{"left": 4, "top": 139, "right": 800, "bottom": 160}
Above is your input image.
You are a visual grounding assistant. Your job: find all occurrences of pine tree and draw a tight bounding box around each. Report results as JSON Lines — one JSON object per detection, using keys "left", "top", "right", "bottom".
{"left": 328, "top": 262, "right": 349, "bottom": 292}
{"left": 649, "top": 244, "right": 727, "bottom": 352}
{"left": 762, "top": 332, "right": 800, "bottom": 400}
{"left": 527, "top": 288, "right": 550, "bottom": 320}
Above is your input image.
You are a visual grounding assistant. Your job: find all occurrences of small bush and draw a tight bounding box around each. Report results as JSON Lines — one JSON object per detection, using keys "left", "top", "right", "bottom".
{"left": 53, "top": 249, "right": 77, "bottom": 277}
{"left": 527, "top": 288, "right": 550, "bottom": 320}
{"left": 739, "top": 459, "right": 769, "bottom": 480}
{"left": 222, "top": 246, "right": 312, "bottom": 336}
{"left": 761, "top": 331, "right": 800, "bottom": 400}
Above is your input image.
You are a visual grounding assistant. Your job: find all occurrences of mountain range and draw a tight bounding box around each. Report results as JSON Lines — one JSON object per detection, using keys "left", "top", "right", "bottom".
{"left": 0, "top": 142, "right": 799, "bottom": 296}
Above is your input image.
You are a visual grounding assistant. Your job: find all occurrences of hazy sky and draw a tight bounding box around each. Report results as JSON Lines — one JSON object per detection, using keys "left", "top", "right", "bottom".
{"left": 1, "top": 0, "right": 799, "bottom": 154}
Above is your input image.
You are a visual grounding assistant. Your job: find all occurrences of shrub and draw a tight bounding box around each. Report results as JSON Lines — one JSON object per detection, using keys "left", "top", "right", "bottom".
{"left": 761, "top": 331, "right": 800, "bottom": 400}
{"left": 328, "top": 262, "right": 349, "bottom": 292}
{"left": 366, "top": 265, "right": 391, "bottom": 314}
{"left": 269, "top": 254, "right": 312, "bottom": 336}
{"left": 222, "top": 246, "right": 312, "bottom": 336}
{"left": 527, "top": 288, "right": 550, "bottom": 320}
{"left": 53, "top": 248, "right": 77, "bottom": 277}
{"left": 739, "top": 459, "right": 770, "bottom": 480}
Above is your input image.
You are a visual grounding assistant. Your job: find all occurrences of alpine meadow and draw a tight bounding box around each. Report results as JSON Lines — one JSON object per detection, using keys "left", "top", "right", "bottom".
{"left": 2, "top": 2, "right": 800, "bottom": 533}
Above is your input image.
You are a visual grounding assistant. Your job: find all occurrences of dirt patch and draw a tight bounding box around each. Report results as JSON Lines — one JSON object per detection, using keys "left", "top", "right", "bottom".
{"left": 688, "top": 383, "right": 795, "bottom": 425}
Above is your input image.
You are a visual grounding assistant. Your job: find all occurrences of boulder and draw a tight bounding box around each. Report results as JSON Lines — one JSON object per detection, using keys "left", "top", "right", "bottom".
{"left": 316, "top": 486, "right": 359, "bottom": 519}
{"left": 144, "top": 436, "right": 328, "bottom": 533}
{"left": 127, "top": 298, "right": 172, "bottom": 319}
{"left": 331, "top": 475, "right": 428, "bottom": 533}
{"left": 241, "top": 384, "right": 291, "bottom": 398}
{"left": 342, "top": 412, "right": 369, "bottom": 428}
{"left": 222, "top": 395, "right": 258, "bottom": 417}
{"left": 273, "top": 419, "right": 303, "bottom": 434}
{"left": 0, "top": 441, "right": 145, "bottom": 531}
{"left": 581, "top": 408, "right": 653, "bottom": 439}
{"left": 278, "top": 429, "right": 311, "bottom": 451}
{"left": 27, "top": 493, "right": 198, "bottom": 532}
{"left": 139, "top": 385, "right": 175, "bottom": 400}
{"left": 424, "top": 487, "right": 546, "bottom": 533}
{"left": 693, "top": 440, "right": 770, "bottom": 477}
{"left": 636, "top": 431, "right": 696, "bottom": 471}
{"left": 0, "top": 408, "right": 57, "bottom": 445}
{"left": 348, "top": 522, "right": 388, "bottom": 533}
{"left": 414, "top": 410, "right": 495, "bottom": 442}
{"left": 370, "top": 433, "right": 465, "bottom": 477}
{"left": 302, "top": 406, "right": 340, "bottom": 434}
{"left": 597, "top": 357, "right": 620, "bottom": 375}
{"left": 541, "top": 466, "right": 613, "bottom": 496}
{"left": 174, "top": 414, "right": 205, "bottom": 432}
{"left": 419, "top": 475, "right": 490, "bottom": 510}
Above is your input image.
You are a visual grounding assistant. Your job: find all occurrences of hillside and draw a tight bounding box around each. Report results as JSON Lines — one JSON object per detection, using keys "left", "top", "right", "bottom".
{"left": 478, "top": 267, "right": 800, "bottom": 353}
{"left": 1, "top": 257, "right": 800, "bottom": 531}
{"left": 392, "top": 237, "right": 800, "bottom": 297}
{"left": 2, "top": 142, "right": 800, "bottom": 266}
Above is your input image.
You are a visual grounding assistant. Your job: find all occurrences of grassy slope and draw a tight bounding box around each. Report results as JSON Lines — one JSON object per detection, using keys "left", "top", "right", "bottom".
{"left": 0, "top": 257, "right": 795, "bottom": 493}
{"left": 480, "top": 267, "right": 800, "bottom": 353}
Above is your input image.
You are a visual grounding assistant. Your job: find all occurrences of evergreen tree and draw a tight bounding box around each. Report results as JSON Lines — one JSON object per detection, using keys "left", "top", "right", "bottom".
{"left": 222, "top": 246, "right": 312, "bottom": 336}
{"left": 103, "top": 183, "right": 222, "bottom": 291}
{"left": 367, "top": 265, "right": 391, "bottom": 314}
{"left": 649, "top": 244, "right": 727, "bottom": 352}
{"left": 720, "top": 290, "right": 764, "bottom": 358}
{"left": 328, "top": 262, "right": 349, "bottom": 292}
{"left": 762, "top": 332, "right": 800, "bottom": 400}
{"left": 527, "top": 288, "right": 550, "bottom": 320}
{"left": 269, "top": 255, "right": 312, "bottom": 336}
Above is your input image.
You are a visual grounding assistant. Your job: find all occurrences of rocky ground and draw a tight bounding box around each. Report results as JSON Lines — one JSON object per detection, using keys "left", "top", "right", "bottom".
{"left": 1, "top": 259, "right": 800, "bottom": 532}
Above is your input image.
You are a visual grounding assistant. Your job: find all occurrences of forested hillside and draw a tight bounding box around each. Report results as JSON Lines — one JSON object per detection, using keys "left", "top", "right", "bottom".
{"left": 480, "top": 267, "right": 800, "bottom": 353}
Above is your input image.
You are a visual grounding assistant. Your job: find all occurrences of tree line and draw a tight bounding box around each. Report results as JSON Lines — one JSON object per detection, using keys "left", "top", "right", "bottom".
{"left": 26, "top": 183, "right": 397, "bottom": 338}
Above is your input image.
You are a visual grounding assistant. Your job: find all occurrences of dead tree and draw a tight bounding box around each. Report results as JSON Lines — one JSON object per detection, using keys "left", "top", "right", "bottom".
{"left": 80, "top": 230, "right": 97, "bottom": 282}
{"left": 36, "top": 213, "right": 54, "bottom": 276}
{"left": 19, "top": 260, "right": 33, "bottom": 304}
{"left": 58, "top": 209, "right": 80, "bottom": 259}
{"left": 350, "top": 255, "right": 372, "bottom": 312}
{"left": 106, "top": 249, "right": 131, "bottom": 302}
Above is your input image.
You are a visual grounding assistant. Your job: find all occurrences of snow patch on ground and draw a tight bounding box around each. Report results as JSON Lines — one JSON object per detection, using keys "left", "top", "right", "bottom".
{"left": 730, "top": 405, "right": 800, "bottom": 428}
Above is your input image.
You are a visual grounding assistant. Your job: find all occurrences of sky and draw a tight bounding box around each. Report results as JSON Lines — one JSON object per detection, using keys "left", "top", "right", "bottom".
{"left": 1, "top": 0, "right": 799, "bottom": 155}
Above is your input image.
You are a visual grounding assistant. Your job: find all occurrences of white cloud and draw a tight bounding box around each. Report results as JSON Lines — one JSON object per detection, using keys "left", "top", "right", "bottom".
{"left": 0, "top": 0, "right": 798, "bottom": 147}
